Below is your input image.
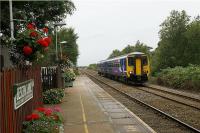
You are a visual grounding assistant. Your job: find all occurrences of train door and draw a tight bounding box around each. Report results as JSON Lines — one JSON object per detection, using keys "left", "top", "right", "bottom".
{"left": 120, "top": 58, "right": 126, "bottom": 74}
{"left": 135, "top": 58, "right": 142, "bottom": 75}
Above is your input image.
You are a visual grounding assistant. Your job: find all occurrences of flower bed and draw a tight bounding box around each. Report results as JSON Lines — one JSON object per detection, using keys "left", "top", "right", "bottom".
{"left": 23, "top": 106, "right": 63, "bottom": 133}
{"left": 43, "top": 88, "right": 65, "bottom": 104}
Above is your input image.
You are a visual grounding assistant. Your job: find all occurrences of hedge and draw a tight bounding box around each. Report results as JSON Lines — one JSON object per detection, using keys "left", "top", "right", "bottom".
{"left": 157, "top": 65, "right": 200, "bottom": 90}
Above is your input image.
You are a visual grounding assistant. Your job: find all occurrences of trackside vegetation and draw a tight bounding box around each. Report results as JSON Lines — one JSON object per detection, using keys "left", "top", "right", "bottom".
{"left": 157, "top": 65, "right": 200, "bottom": 90}
{"left": 88, "top": 64, "right": 97, "bottom": 70}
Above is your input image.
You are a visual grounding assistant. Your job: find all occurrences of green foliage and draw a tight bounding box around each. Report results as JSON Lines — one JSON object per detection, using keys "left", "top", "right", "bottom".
{"left": 62, "top": 69, "right": 76, "bottom": 82}
{"left": 108, "top": 40, "right": 152, "bottom": 59}
{"left": 157, "top": 65, "right": 200, "bottom": 90}
{"left": 10, "top": 23, "right": 52, "bottom": 64}
{"left": 121, "top": 45, "right": 133, "bottom": 55}
{"left": 49, "top": 28, "right": 79, "bottom": 65}
{"left": 73, "top": 68, "right": 80, "bottom": 75}
{"left": 23, "top": 119, "right": 60, "bottom": 133}
{"left": 88, "top": 64, "right": 97, "bottom": 70}
{"left": 1, "top": 1, "right": 75, "bottom": 40}
{"left": 43, "top": 88, "right": 65, "bottom": 104}
{"left": 184, "top": 16, "right": 200, "bottom": 65}
{"left": 108, "top": 49, "right": 121, "bottom": 59}
{"left": 0, "top": 1, "right": 77, "bottom": 66}
{"left": 152, "top": 10, "right": 200, "bottom": 73}
{"left": 58, "top": 28, "right": 79, "bottom": 65}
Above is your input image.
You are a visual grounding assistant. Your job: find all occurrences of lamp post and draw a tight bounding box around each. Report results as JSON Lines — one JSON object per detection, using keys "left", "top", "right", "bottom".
{"left": 53, "top": 22, "right": 66, "bottom": 61}
{"left": 59, "top": 41, "right": 67, "bottom": 60}
{"left": 9, "top": 0, "right": 14, "bottom": 40}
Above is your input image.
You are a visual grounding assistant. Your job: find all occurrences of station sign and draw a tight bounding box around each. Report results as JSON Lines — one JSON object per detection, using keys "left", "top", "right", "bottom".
{"left": 13, "top": 79, "right": 34, "bottom": 110}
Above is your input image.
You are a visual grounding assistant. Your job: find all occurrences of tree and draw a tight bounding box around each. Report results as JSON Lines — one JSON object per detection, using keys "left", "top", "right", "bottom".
{"left": 152, "top": 10, "right": 190, "bottom": 72}
{"left": 88, "top": 63, "right": 97, "bottom": 70}
{"left": 107, "top": 40, "right": 152, "bottom": 59}
{"left": 134, "top": 40, "right": 152, "bottom": 57}
{"left": 55, "top": 28, "right": 79, "bottom": 65}
{"left": 121, "top": 45, "right": 133, "bottom": 55}
{"left": 184, "top": 16, "right": 200, "bottom": 65}
{"left": 152, "top": 10, "right": 200, "bottom": 74}
{"left": 108, "top": 49, "right": 121, "bottom": 59}
{"left": 0, "top": 1, "right": 75, "bottom": 45}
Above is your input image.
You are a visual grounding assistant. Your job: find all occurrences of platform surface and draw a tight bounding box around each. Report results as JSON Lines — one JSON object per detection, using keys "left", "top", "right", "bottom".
{"left": 60, "top": 75, "right": 155, "bottom": 133}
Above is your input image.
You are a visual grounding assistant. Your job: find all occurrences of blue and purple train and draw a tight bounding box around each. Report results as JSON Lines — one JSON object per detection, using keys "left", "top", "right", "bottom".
{"left": 97, "top": 52, "right": 150, "bottom": 83}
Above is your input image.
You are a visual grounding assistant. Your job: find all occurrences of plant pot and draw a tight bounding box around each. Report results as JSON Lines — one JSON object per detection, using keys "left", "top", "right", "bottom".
{"left": 59, "top": 124, "right": 64, "bottom": 133}
{"left": 64, "top": 81, "right": 73, "bottom": 87}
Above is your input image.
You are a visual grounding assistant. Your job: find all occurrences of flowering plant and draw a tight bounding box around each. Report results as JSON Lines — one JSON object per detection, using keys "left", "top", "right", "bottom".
{"left": 23, "top": 106, "right": 63, "bottom": 133}
{"left": 43, "top": 88, "right": 65, "bottom": 104}
{"left": 63, "top": 69, "right": 76, "bottom": 82}
{"left": 10, "top": 22, "right": 51, "bottom": 64}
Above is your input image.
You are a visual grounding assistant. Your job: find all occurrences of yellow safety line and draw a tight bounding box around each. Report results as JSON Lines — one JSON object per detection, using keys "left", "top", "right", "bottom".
{"left": 80, "top": 95, "right": 89, "bottom": 133}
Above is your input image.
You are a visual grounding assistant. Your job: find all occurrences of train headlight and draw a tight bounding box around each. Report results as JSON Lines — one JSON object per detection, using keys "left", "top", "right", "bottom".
{"left": 129, "top": 71, "right": 133, "bottom": 74}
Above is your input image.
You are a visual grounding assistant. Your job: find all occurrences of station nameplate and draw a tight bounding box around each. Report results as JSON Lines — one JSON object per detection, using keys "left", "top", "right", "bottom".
{"left": 13, "top": 79, "right": 34, "bottom": 110}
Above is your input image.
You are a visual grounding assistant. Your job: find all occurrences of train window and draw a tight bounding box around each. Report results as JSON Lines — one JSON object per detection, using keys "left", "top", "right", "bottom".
{"left": 142, "top": 56, "right": 148, "bottom": 65}
{"left": 128, "top": 57, "right": 134, "bottom": 66}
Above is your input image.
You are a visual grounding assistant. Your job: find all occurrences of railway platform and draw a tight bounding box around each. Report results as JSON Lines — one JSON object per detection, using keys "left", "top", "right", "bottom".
{"left": 60, "top": 75, "right": 155, "bottom": 133}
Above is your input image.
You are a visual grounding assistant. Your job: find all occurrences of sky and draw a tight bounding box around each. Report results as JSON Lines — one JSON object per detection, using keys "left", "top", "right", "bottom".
{"left": 66, "top": 0, "right": 200, "bottom": 66}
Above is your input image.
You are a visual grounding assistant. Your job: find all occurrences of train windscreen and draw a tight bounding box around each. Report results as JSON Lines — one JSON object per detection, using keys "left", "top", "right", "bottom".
{"left": 142, "top": 56, "right": 148, "bottom": 65}
{"left": 128, "top": 57, "right": 134, "bottom": 66}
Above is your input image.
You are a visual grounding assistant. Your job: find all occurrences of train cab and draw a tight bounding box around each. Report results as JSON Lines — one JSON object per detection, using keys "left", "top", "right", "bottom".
{"left": 126, "top": 52, "right": 150, "bottom": 82}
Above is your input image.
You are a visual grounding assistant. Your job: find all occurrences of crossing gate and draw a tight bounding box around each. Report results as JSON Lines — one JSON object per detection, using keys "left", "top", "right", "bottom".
{"left": 41, "top": 66, "right": 57, "bottom": 91}
{"left": 41, "top": 66, "right": 64, "bottom": 91}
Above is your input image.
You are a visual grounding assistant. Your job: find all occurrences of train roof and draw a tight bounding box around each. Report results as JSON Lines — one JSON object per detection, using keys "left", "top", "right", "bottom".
{"left": 98, "top": 52, "right": 145, "bottom": 63}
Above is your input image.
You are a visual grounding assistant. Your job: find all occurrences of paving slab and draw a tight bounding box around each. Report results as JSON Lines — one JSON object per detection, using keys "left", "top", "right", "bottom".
{"left": 59, "top": 75, "right": 156, "bottom": 133}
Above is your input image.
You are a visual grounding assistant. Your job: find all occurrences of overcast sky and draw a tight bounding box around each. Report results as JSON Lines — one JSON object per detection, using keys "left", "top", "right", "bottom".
{"left": 66, "top": 0, "right": 200, "bottom": 66}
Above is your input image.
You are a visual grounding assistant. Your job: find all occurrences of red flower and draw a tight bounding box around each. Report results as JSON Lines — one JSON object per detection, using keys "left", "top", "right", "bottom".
{"left": 31, "top": 113, "right": 40, "bottom": 120}
{"left": 43, "top": 37, "right": 51, "bottom": 45}
{"left": 27, "top": 23, "right": 35, "bottom": 30}
{"left": 37, "top": 39, "right": 48, "bottom": 47}
{"left": 23, "top": 45, "right": 33, "bottom": 55}
{"left": 36, "top": 107, "right": 46, "bottom": 112}
{"left": 25, "top": 113, "right": 40, "bottom": 121}
{"left": 29, "top": 31, "right": 38, "bottom": 37}
{"left": 44, "top": 109, "right": 52, "bottom": 116}
{"left": 25, "top": 115, "right": 32, "bottom": 121}
{"left": 43, "top": 27, "right": 48, "bottom": 33}
{"left": 53, "top": 106, "right": 62, "bottom": 112}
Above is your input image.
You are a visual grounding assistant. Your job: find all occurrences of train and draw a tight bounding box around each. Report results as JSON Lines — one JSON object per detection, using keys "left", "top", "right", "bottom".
{"left": 97, "top": 52, "right": 150, "bottom": 83}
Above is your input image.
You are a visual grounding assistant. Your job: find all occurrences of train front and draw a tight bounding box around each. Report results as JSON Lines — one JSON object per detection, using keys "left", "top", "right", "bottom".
{"left": 127, "top": 53, "right": 150, "bottom": 83}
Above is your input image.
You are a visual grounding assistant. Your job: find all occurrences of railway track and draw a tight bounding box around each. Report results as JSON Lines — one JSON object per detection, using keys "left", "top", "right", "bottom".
{"left": 141, "top": 84, "right": 200, "bottom": 110}
{"left": 83, "top": 70, "right": 200, "bottom": 133}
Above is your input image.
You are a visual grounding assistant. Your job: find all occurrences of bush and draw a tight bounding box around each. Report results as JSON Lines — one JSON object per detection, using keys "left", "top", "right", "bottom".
{"left": 23, "top": 107, "right": 63, "bottom": 133}
{"left": 157, "top": 65, "right": 200, "bottom": 90}
{"left": 43, "top": 88, "right": 64, "bottom": 104}
{"left": 88, "top": 63, "right": 97, "bottom": 70}
{"left": 73, "top": 68, "right": 79, "bottom": 75}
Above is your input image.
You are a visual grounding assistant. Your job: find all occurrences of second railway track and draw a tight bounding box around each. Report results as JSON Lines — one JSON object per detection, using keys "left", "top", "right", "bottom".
{"left": 83, "top": 70, "right": 200, "bottom": 133}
